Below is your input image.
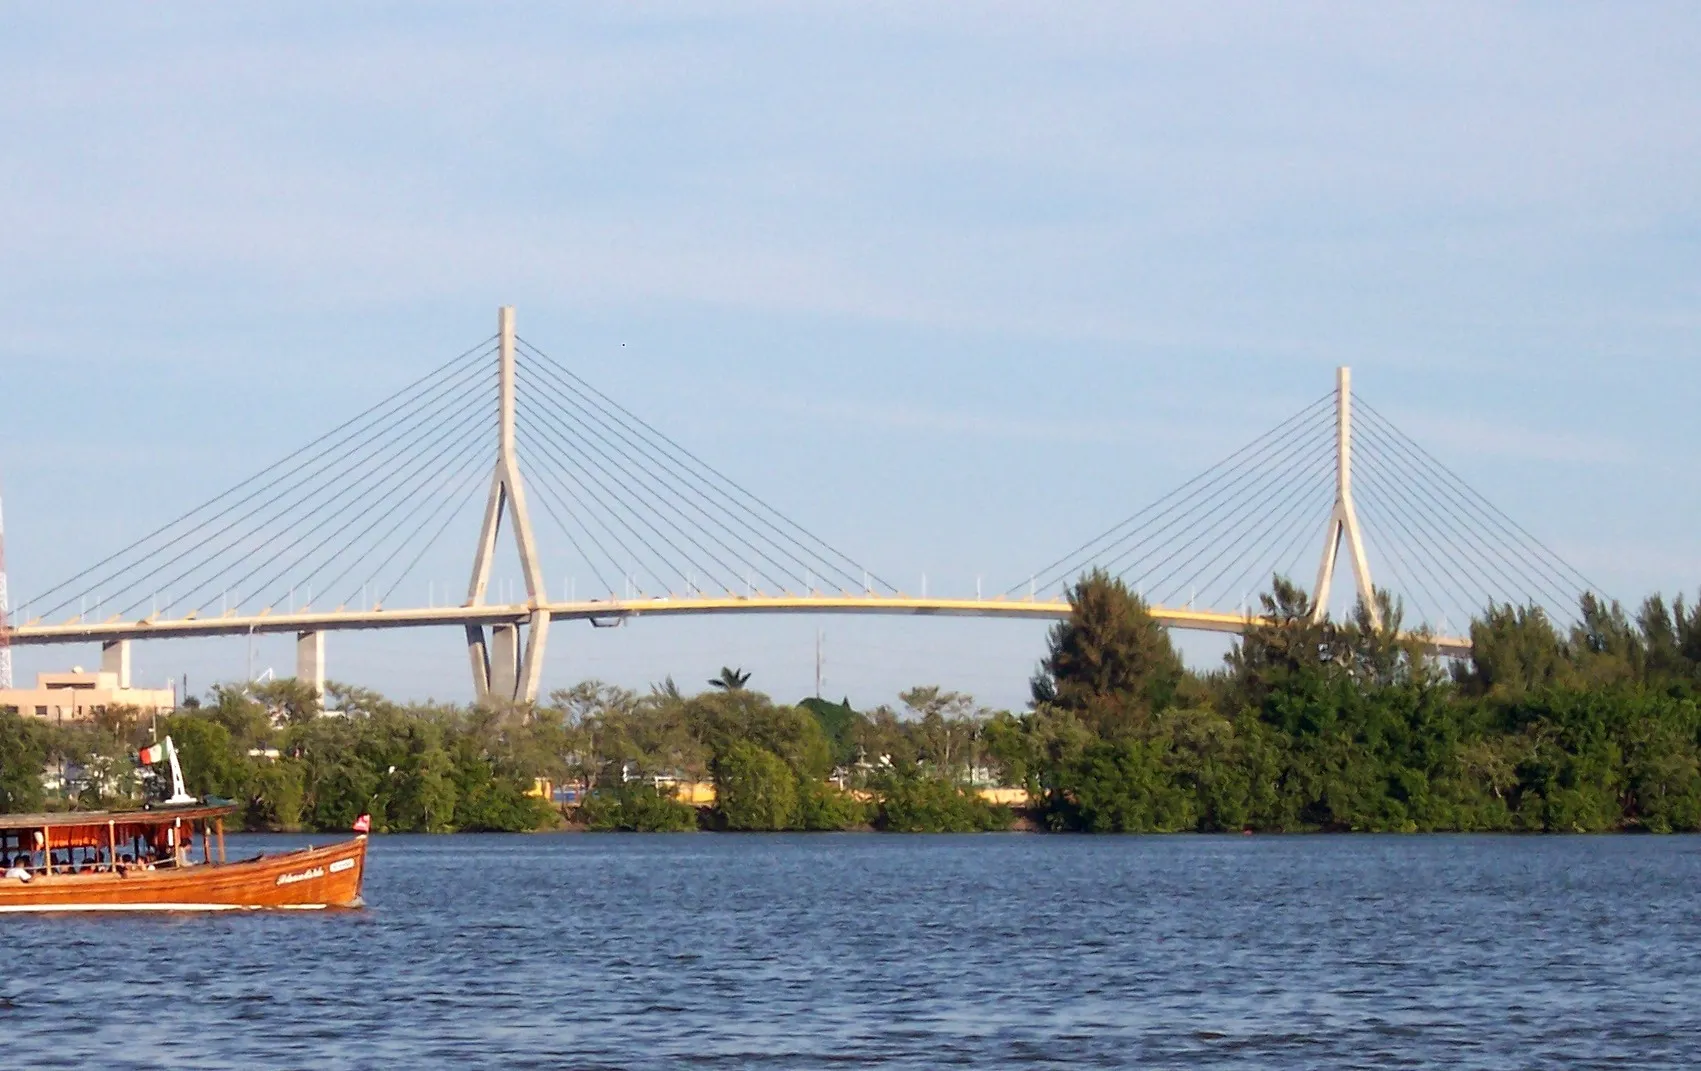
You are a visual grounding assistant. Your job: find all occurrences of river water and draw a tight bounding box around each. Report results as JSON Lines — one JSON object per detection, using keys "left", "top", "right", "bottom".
{"left": 3, "top": 833, "right": 1698, "bottom": 1068}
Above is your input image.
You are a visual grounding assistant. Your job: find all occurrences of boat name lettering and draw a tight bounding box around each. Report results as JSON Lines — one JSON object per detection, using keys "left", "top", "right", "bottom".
{"left": 329, "top": 859, "right": 355, "bottom": 874}
{"left": 275, "top": 867, "right": 325, "bottom": 886}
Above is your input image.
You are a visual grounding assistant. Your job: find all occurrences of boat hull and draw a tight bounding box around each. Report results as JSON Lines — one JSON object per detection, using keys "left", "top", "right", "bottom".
{"left": 0, "top": 836, "right": 367, "bottom": 913}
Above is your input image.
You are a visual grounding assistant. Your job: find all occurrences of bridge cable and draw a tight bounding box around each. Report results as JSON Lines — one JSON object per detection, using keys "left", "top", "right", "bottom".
{"left": 516, "top": 337, "right": 896, "bottom": 594}
{"left": 515, "top": 356, "right": 847, "bottom": 594}
{"left": 1090, "top": 407, "right": 1333, "bottom": 590}
{"left": 515, "top": 422, "right": 685, "bottom": 595}
{"left": 1188, "top": 446, "right": 1339, "bottom": 610}
{"left": 1349, "top": 465, "right": 1486, "bottom": 631}
{"left": 512, "top": 430, "right": 622, "bottom": 598}
{"left": 104, "top": 360, "right": 494, "bottom": 619}
{"left": 1011, "top": 391, "right": 1333, "bottom": 596}
{"left": 514, "top": 366, "right": 790, "bottom": 593}
{"left": 285, "top": 424, "right": 491, "bottom": 612}
{"left": 172, "top": 366, "right": 496, "bottom": 616}
{"left": 323, "top": 432, "right": 497, "bottom": 608}
{"left": 1352, "top": 398, "right": 1601, "bottom": 602}
{"left": 1347, "top": 478, "right": 1454, "bottom": 630}
{"left": 1352, "top": 414, "right": 1576, "bottom": 609}
{"left": 22, "top": 337, "right": 496, "bottom": 616}
{"left": 36, "top": 351, "right": 493, "bottom": 621}
{"left": 1351, "top": 418, "right": 1582, "bottom": 619}
{"left": 1349, "top": 440, "right": 1535, "bottom": 625}
{"left": 515, "top": 399, "right": 722, "bottom": 594}
{"left": 221, "top": 398, "right": 496, "bottom": 614}
{"left": 1027, "top": 400, "right": 1334, "bottom": 595}
{"left": 518, "top": 340, "right": 874, "bottom": 594}
{"left": 1211, "top": 493, "right": 1330, "bottom": 617}
{"left": 377, "top": 459, "right": 496, "bottom": 608}
{"left": 1143, "top": 438, "right": 1335, "bottom": 606}
{"left": 518, "top": 421, "right": 676, "bottom": 596}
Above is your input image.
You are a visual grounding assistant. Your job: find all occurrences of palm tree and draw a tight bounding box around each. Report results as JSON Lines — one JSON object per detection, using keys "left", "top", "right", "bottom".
{"left": 708, "top": 667, "right": 751, "bottom": 691}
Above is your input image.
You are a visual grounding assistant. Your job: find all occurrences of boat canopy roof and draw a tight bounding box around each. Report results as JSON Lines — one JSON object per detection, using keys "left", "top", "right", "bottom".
{"left": 0, "top": 804, "right": 236, "bottom": 832}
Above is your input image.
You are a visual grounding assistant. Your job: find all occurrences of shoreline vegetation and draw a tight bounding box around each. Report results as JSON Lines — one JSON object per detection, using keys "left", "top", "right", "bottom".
{"left": 5, "top": 571, "right": 1701, "bottom": 834}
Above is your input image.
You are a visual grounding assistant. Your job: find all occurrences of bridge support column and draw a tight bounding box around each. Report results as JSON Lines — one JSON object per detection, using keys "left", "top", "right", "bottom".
{"left": 101, "top": 639, "right": 131, "bottom": 689}
{"left": 296, "top": 630, "right": 325, "bottom": 700}
{"left": 466, "top": 613, "right": 548, "bottom": 705}
{"left": 518, "top": 609, "right": 550, "bottom": 704}
{"left": 466, "top": 624, "right": 491, "bottom": 702}
{"left": 489, "top": 624, "right": 520, "bottom": 700}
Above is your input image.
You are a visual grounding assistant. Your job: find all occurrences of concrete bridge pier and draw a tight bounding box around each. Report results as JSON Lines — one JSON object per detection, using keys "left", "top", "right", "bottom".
{"left": 465, "top": 613, "right": 547, "bottom": 705}
{"left": 296, "top": 630, "right": 325, "bottom": 700}
{"left": 101, "top": 639, "right": 131, "bottom": 689}
{"left": 489, "top": 623, "right": 520, "bottom": 700}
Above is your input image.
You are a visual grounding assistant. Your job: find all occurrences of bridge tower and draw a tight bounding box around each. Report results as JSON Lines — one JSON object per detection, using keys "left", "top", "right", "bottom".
{"left": 465, "top": 306, "right": 550, "bottom": 704}
{"left": 1310, "top": 366, "right": 1381, "bottom": 628}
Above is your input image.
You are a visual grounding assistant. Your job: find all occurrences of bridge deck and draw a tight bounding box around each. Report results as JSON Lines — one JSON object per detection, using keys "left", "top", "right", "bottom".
{"left": 7, "top": 594, "right": 1471, "bottom": 656}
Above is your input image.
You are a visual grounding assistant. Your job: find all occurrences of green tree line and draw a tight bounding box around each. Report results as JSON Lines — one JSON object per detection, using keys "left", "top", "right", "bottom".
{"left": 4, "top": 570, "right": 1700, "bottom": 833}
{"left": 1016, "top": 571, "right": 1701, "bottom": 832}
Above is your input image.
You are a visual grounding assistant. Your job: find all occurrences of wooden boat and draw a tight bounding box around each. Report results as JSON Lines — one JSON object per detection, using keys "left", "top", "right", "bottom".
{"left": 0, "top": 804, "right": 367, "bottom": 912}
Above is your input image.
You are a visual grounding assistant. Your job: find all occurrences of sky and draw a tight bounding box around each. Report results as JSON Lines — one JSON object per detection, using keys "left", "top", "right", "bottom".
{"left": 2, "top": 3, "right": 1698, "bottom": 711}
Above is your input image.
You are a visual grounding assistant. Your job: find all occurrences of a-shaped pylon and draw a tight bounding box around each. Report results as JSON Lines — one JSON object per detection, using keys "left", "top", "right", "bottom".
{"left": 1310, "top": 366, "right": 1380, "bottom": 628}
{"left": 465, "top": 306, "right": 550, "bottom": 702}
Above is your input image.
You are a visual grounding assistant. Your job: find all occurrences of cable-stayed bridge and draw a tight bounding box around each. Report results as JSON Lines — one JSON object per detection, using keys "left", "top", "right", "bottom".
{"left": 2, "top": 308, "right": 1598, "bottom": 702}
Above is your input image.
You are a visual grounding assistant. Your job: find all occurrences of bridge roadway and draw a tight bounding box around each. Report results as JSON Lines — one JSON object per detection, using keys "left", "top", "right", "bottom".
{"left": 7, "top": 593, "right": 1472, "bottom": 657}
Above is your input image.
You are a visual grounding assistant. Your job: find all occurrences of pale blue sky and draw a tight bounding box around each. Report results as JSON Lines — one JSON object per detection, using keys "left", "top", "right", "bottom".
{"left": 2, "top": 4, "right": 1698, "bottom": 709}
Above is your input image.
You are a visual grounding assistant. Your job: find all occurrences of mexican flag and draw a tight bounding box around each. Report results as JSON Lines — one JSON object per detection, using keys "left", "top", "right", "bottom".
{"left": 139, "top": 742, "right": 167, "bottom": 765}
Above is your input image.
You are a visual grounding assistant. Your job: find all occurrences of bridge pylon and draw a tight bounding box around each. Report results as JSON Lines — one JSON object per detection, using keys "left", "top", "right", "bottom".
{"left": 1310, "top": 366, "right": 1380, "bottom": 628}
{"left": 465, "top": 306, "right": 550, "bottom": 703}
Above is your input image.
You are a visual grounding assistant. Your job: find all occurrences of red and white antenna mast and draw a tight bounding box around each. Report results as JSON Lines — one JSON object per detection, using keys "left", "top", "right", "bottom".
{"left": 0, "top": 480, "right": 11, "bottom": 689}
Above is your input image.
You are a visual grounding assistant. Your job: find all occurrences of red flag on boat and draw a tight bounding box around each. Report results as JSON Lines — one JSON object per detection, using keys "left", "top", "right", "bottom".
{"left": 352, "top": 813, "right": 371, "bottom": 833}
{"left": 138, "top": 742, "right": 167, "bottom": 765}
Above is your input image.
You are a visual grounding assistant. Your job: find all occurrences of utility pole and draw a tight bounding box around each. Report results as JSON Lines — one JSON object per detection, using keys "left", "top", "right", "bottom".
{"left": 1311, "top": 367, "right": 1380, "bottom": 627}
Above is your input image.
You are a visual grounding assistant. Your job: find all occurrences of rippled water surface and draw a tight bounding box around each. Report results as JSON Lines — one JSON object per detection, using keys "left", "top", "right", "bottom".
{"left": 5, "top": 834, "right": 1700, "bottom": 1068}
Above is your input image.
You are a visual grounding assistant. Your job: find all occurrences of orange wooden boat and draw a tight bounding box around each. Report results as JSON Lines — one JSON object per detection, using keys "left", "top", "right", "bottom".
{"left": 0, "top": 804, "right": 367, "bottom": 912}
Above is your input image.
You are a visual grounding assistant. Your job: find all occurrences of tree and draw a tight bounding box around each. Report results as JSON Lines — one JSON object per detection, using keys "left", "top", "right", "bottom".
{"left": 1226, "top": 576, "right": 1337, "bottom": 710}
{"left": 714, "top": 743, "right": 799, "bottom": 830}
{"left": 579, "top": 782, "right": 698, "bottom": 831}
{"left": 252, "top": 678, "right": 323, "bottom": 726}
{"left": 0, "top": 712, "right": 45, "bottom": 813}
{"left": 708, "top": 667, "right": 752, "bottom": 691}
{"left": 873, "top": 768, "right": 1013, "bottom": 832}
{"left": 1054, "top": 737, "right": 1196, "bottom": 833}
{"left": 901, "top": 687, "right": 984, "bottom": 782}
{"left": 1032, "top": 569, "right": 1184, "bottom": 735}
{"left": 160, "top": 713, "right": 249, "bottom": 802}
{"left": 1456, "top": 603, "right": 1569, "bottom": 698}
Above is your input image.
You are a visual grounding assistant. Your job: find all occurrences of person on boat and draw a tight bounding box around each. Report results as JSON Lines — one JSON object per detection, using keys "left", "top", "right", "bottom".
{"left": 3, "top": 857, "right": 31, "bottom": 883}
